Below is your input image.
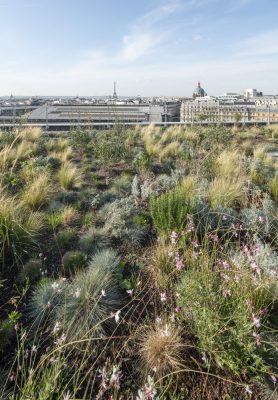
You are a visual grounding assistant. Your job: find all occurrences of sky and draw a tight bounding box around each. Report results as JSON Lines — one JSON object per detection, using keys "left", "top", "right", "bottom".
{"left": 0, "top": 0, "right": 278, "bottom": 96}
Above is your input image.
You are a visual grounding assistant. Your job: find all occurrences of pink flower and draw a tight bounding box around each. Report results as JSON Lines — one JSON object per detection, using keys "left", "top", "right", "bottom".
{"left": 222, "top": 261, "right": 230, "bottom": 270}
{"left": 175, "top": 254, "right": 184, "bottom": 270}
{"left": 243, "top": 245, "right": 249, "bottom": 255}
{"left": 55, "top": 333, "right": 66, "bottom": 345}
{"left": 192, "top": 240, "right": 199, "bottom": 248}
{"left": 170, "top": 231, "right": 178, "bottom": 244}
{"left": 49, "top": 356, "right": 58, "bottom": 365}
{"left": 223, "top": 289, "right": 231, "bottom": 298}
{"left": 252, "top": 314, "right": 261, "bottom": 328}
{"left": 258, "top": 215, "right": 265, "bottom": 223}
{"left": 209, "top": 232, "right": 219, "bottom": 242}
{"left": 253, "top": 332, "right": 261, "bottom": 346}
{"left": 234, "top": 275, "right": 239, "bottom": 284}
{"left": 270, "top": 375, "right": 277, "bottom": 384}
{"left": 251, "top": 261, "right": 261, "bottom": 277}
{"left": 222, "top": 273, "right": 230, "bottom": 283}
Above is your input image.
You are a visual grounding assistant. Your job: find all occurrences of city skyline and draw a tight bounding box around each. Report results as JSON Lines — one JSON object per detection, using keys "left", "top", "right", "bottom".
{"left": 0, "top": 0, "right": 278, "bottom": 96}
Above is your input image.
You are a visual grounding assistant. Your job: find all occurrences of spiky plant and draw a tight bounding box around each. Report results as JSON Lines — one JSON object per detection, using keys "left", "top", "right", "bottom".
{"left": 182, "top": 175, "right": 199, "bottom": 199}
{"left": 18, "top": 259, "right": 42, "bottom": 283}
{"left": 139, "top": 321, "right": 184, "bottom": 379}
{"left": 158, "top": 141, "right": 183, "bottom": 162}
{"left": 0, "top": 193, "right": 43, "bottom": 269}
{"left": 58, "top": 162, "right": 80, "bottom": 191}
{"left": 50, "top": 147, "right": 73, "bottom": 163}
{"left": 207, "top": 178, "right": 246, "bottom": 208}
{"left": 21, "top": 172, "right": 51, "bottom": 210}
{"left": 59, "top": 205, "right": 79, "bottom": 226}
{"left": 58, "top": 249, "right": 121, "bottom": 341}
{"left": 149, "top": 239, "right": 178, "bottom": 288}
{"left": 29, "top": 278, "right": 67, "bottom": 328}
{"left": 79, "top": 228, "right": 111, "bottom": 254}
{"left": 46, "top": 138, "right": 70, "bottom": 153}
{"left": 14, "top": 140, "right": 37, "bottom": 161}
{"left": 62, "top": 250, "right": 87, "bottom": 275}
{"left": 215, "top": 150, "right": 245, "bottom": 181}
{"left": 19, "top": 127, "right": 42, "bottom": 142}
{"left": 269, "top": 174, "right": 278, "bottom": 201}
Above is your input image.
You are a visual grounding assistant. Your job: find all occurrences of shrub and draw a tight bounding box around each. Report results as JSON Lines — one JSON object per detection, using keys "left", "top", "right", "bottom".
{"left": 0, "top": 194, "right": 43, "bottom": 269}
{"left": 133, "top": 150, "right": 153, "bottom": 173}
{"left": 101, "top": 198, "right": 142, "bottom": 240}
{"left": 21, "top": 172, "right": 51, "bottom": 210}
{"left": 150, "top": 186, "right": 195, "bottom": 235}
{"left": 62, "top": 250, "right": 87, "bottom": 275}
{"left": 251, "top": 160, "right": 275, "bottom": 186}
{"left": 111, "top": 174, "right": 132, "bottom": 196}
{"left": 56, "top": 229, "right": 77, "bottom": 250}
{"left": 92, "top": 127, "right": 132, "bottom": 164}
{"left": 58, "top": 162, "right": 80, "bottom": 191}
{"left": 177, "top": 252, "right": 277, "bottom": 377}
{"left": 18, "top": 259, "right": 42, "bottom": 283}
{"left": 79, "top": 228, "right": 111, "bottom": 254}
{"left": 70, "top": 128, "right": 91, "bottom": 151}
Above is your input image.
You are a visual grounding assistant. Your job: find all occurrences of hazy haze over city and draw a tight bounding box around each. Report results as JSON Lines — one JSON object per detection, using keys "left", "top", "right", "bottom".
{"left": 0, "top": 0, "right": 278, "bottom": 96}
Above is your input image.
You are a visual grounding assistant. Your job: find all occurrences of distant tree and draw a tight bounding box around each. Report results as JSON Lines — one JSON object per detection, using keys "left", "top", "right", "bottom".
{"left": 196, "top": 112, "right": 207, "bottom": 124}
{"left": 233, "top": 112, "right": 242, "bottom": 128}
{"left": 70, "top": 128, "right": 92, "bottom": 153}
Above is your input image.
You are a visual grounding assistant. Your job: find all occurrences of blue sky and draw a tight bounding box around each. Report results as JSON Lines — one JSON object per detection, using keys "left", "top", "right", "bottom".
{"left": 0, "top": 0, "right": 278, "bottom": 96}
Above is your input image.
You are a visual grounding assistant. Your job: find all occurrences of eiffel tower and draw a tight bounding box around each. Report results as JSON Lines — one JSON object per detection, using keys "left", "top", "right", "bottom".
{"left": 113, "top": 82, "right": 117, "bottom": 99}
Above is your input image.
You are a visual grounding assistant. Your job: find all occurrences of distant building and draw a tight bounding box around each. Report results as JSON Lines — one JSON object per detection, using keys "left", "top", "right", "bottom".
{"left": 193, "top": 81, "right": 206, "bottom": 99}
{"left": 25, "top": 100, "right": 180, "bottom": 125}
{"left": 245, "top": 88, "right": 263, "bottom": 98}
{"left": 180, "top": 97, "right": 278, "bottom": 124}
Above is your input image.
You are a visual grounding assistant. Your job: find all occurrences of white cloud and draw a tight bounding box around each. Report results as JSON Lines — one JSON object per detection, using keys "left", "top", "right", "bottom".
{"left": 237, "top": 29, "right": 278, "bottom": 57}
{"left": 121, "top": 32, "right": 162, "bottom": 62}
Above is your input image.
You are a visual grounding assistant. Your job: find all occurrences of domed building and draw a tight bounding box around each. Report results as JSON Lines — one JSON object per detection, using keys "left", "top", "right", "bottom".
{"left": 193, "top": 81, "right": 206, "bottom": 99}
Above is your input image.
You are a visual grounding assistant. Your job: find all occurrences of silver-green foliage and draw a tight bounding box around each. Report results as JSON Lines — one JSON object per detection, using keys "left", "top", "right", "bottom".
{"left": 58, "top": 249, "right": 121, "bottom": 341}
{"left": 79, "top": 228, "right": 111, "bottom": 254}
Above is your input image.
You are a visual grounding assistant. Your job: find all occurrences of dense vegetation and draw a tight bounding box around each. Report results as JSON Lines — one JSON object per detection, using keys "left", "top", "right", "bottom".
{"left": 0, "top": 123, "right": 278, "bottom": 399}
